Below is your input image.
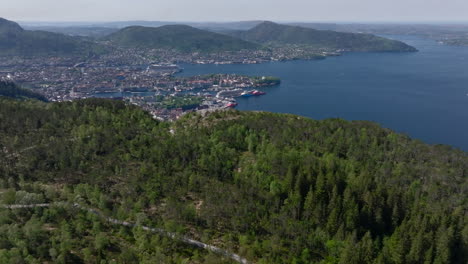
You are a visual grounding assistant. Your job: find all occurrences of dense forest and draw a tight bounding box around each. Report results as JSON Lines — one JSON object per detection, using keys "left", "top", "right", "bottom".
{"left": 0, "top": 94, "right": 467, "bottom": 263}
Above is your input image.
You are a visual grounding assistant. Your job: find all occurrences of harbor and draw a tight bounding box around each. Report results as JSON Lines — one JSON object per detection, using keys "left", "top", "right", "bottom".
{"left": 97, "top": 74, "right": 280, "bottom": 121}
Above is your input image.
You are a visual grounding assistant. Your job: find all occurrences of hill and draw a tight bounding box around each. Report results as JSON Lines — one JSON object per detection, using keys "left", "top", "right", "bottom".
{"left": 0, "top": 98, "right": 466, "bottom": 263}
{"left": 0, "top": 17, "right": 23, "bottom": 34}
{"left": 104, "top": 24, "right": 261, "bottom": 53}
{"left": 231, "top": 21, "right": 418, "bottom": 52}
{"left": 0, "top": 81, "right": 47, "bottom": 101}
{"left": 0, "top": 18, "right": 107, "bottom": 56}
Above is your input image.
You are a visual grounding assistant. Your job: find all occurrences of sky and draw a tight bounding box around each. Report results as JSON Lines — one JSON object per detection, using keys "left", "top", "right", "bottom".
{"left": 2, "top": 0, "right": 468, "bottom": 23}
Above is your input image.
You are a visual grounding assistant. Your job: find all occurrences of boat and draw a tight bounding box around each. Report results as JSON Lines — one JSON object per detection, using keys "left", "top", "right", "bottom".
{"left": 241, "top": 91, "right": 254, "bottom": 97}
{"left": 251, "top": 90, "right": 266, "bottom": 96}
{"left": 226, "top": 102, "right": 238, "bottom": 108}
{"left": 240, "top": 90, "right": 266, "bottom": 97}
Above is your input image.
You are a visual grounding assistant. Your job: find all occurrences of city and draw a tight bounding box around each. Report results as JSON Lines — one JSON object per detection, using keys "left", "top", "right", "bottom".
{"left": 0, "top": 51, "right": 281, "bottom": 120}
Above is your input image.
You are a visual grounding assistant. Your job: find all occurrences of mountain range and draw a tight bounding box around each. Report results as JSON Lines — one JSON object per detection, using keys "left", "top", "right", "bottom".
{"left": 0, "top": 17, "right": 417, "bottom": 56}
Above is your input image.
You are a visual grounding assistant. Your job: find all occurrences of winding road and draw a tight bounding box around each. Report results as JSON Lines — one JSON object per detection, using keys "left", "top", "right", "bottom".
{"left": 0, "top": 202, "right": 250, "bottom": 264}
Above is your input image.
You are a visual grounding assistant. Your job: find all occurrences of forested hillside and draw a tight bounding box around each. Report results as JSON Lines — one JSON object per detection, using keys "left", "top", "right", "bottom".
{"left": 0, "top": 97, "right": 466, "bottom": 263}
{"left": 230, "top": 21, "right": 418, "bottom": 52}
{"left": 104, "top": 25, "right": 260, "bottom": 53}
{"left": 0, "top": 81, "right": 47, "bottom": 101}
{"left": 0, "top": 18, "right": 107, "bottom": 56}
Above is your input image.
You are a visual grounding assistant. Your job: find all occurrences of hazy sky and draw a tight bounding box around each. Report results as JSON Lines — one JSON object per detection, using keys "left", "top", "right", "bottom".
{"left": 2, "top": 0, "right": 468, "bottom": 22}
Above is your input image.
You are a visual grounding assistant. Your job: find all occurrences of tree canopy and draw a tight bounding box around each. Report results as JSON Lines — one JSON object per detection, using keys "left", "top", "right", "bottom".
{"left": 0, "top": 97, "right": 466, "bottom": 263}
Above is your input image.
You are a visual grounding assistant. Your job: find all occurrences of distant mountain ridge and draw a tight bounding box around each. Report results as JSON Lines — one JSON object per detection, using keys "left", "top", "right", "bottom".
{"left": 104, "top": 24, "right": 261, "bottom": 53}
{"left": 0, "top": 18, "right": 107, "bottom": 56}
{"left": 229, "top": 21, "right": 417, "bottom": 52}
{"left": 1, "top": 18, "right": 417, "bottom": 57}
{"left": 20, "top": 20, "right": 265, "bottom": 31}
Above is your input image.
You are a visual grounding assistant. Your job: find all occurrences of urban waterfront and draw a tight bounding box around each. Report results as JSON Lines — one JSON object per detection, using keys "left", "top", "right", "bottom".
{"left": 178, "top": 36, "right": 468, "bottom": 151}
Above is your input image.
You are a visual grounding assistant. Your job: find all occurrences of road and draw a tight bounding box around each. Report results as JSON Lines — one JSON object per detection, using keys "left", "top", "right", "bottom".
{"left": 0, "top": 202, "right": 250, "bottom": 264}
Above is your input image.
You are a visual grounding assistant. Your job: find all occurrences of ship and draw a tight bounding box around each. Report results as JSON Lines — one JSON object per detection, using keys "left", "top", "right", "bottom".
{"left": 251, "top": 90, "right": 266, "bottom": 96}
{"left": 241, "top": 90, "right": 266, "bottom": 97}
{"left": 241, "top": 91, "right": 254, "bottom": 97}
{"left": 226, "top": 102, "right": 238, "bottom": 108}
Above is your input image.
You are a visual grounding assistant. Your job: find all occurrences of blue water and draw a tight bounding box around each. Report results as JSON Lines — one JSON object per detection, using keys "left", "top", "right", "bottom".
{"left": 178, "top": 36, "right": 468, "bottom": 151}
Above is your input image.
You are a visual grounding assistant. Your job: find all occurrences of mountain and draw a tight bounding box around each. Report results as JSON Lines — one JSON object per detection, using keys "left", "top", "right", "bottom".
{"left": 231, "top": 21, "right": 417, "bottom": 52}
{"left": 0, "top": 17, "right": 23, "bottom": 34}
{"left": 104, "top": 24, "right": 261, "bottom": 53}
{"left": 0, "top": 18, "right": 107, "bottom": 56}
{"left": 0, "top": 81, "right": 47, "bottom": 101}
{"left": 0, "top": 97, "right": 466, "bottom": 263}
